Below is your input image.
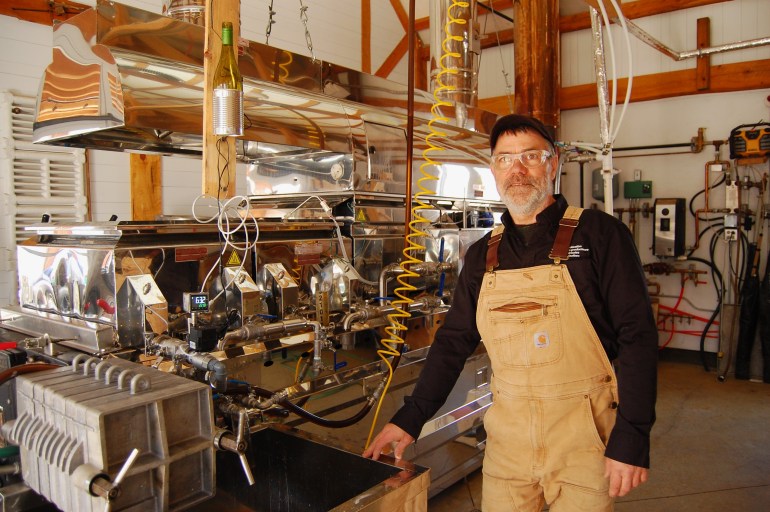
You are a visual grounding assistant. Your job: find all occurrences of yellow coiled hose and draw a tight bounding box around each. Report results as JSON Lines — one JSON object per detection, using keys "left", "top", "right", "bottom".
{"left": 365, "top": 0, "right": 469, "bottom": 449}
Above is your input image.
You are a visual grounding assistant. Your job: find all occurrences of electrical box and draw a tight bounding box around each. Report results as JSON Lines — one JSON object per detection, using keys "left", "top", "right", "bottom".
{"left": 591, "top": 168, "right": 619, "bottom": 201}
{"left": 653, "top": 198, "right": 686, "bottom": 258}
{"left": 624, "top": 181, "right": 653, "bottom": 199}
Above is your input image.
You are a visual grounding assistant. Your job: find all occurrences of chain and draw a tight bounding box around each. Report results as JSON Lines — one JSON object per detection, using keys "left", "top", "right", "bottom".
{"left": 298, "top": 0, "right": 316, "bottom": 61}
{"left": 265, "top": 0, "right": 276, "bottom": 44}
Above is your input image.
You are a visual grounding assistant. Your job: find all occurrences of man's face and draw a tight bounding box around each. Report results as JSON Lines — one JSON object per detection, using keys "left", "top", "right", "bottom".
{"left": 491, "top": 130, "right": 557, "bottom": 220}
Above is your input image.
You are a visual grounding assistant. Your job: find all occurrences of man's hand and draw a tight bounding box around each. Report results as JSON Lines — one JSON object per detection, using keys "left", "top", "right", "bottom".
{"left": 362, "top": 423, "right": 415, "bottom": 461}
{"left": 605, "top": 457, "right": 648, "bottom": 497}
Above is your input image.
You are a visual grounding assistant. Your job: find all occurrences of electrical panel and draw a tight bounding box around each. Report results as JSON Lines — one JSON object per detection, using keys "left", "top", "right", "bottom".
{"left": 653, "top": 198, "right": 686, "bottom": 258}
{"left": 591, "top": 168, "right": 619, "bottom": 201}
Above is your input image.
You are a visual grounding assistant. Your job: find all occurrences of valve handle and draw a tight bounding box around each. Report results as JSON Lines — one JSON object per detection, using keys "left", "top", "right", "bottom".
{"left": 104, "top": 448, "right": 139, "bottom": 512}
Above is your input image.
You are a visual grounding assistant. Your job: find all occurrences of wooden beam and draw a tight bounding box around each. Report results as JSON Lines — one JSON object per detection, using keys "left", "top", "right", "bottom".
{"left": 561, "top": 0, "right": 730, "bottom": 33}
{"left": 202, "top": 0, "right": 239, "bottom": 198}
{"left": 696, "top": 17, "right": 711, "bottom": 90}
{"left": 390, "top": 0, "right": 409, "bottom": 31}
{"left": 479, "top": 57, "right": 770, "bottom": 114}
{"left": 376, "top": 34, "right": 408, "bottom": 78}
{"left": 130, "top": 153, "right": 162, "bottom": 221}
{"left": 562, "top": 58, "right": 770, "bottom": 110}
{"left": 0, "top": 0, "right": 88, "bottom": 25}
{"left": 362, "top": 0, "right": 371, "bottom": 73}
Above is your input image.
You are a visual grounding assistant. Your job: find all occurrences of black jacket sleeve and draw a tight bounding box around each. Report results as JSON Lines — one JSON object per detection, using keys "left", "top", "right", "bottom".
{"left": 590, "top": 215, "right": 658, "bottom": 468}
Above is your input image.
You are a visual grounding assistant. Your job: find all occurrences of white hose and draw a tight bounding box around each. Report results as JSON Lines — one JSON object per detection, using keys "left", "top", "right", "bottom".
{"left": 192, "top": 194, "right": 259, "bottom": 303}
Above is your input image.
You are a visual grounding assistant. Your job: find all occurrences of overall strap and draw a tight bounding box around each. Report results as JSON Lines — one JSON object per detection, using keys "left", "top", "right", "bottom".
{"left": 549, "top": 205, "right": 583, "bottom": 264}
{"left": 486, "top": 225, "right": 505, "bottom": 272}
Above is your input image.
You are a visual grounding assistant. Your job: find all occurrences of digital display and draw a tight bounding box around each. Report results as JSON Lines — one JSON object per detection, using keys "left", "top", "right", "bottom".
{"left": 184, "top": 292, "right": 210, "bottom": 313}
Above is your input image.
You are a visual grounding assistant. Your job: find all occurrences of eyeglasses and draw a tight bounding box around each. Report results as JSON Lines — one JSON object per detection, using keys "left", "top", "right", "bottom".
{"left": 491, "top": 149, "right": 552, "bottom": 170}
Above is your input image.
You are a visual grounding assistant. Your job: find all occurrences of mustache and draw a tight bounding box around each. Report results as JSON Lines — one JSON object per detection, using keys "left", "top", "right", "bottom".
{"left": 507, "top": 176, "right": 536, "bottom": 186}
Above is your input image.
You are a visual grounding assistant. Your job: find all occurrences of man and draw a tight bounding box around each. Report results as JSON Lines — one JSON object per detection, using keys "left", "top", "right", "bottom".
{"left": 363, "top": 114, "right": 658, "bottom": 511}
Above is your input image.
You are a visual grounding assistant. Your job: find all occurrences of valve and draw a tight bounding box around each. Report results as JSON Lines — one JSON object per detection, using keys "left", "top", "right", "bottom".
{"left": 72, "top": 448, "right": 139, "bottom": 512}
{"left": 214, "top": 408, "right": 255, "bottom": 486}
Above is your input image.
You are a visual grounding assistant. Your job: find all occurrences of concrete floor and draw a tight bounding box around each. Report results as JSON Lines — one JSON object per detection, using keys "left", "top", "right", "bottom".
{"left": 428, "top": 353, "right": 770, "bottom": 511}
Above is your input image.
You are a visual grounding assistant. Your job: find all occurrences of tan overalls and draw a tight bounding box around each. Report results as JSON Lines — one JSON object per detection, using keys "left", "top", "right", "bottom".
{"left": 477, "top": 207, "right": 618, "bottom": 511}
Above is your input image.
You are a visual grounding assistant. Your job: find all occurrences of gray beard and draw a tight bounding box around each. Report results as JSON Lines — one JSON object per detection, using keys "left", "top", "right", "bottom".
{"left": 498, "top": 175, "right": 554, "bottom": 219}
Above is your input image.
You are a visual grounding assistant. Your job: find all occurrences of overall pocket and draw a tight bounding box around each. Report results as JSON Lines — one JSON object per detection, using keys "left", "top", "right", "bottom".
{"left": 482, "top": 295, "right": 564, "bottom": 368}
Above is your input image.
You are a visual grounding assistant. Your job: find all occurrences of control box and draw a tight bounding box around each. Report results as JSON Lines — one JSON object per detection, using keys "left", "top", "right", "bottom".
{"left": 624, "top": 180, "right": 652, "bottom": 199}
{"left": 653, "top": 198, "right": 686, "bottom": 258}
{"left": 591, "top": 168, "right": 619, "bottom": 201}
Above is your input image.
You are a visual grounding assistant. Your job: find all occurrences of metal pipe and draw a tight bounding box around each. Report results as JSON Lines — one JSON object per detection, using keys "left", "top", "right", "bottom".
{"left": 377, "top": 262, "right": 452, "bottom": 305}
{"left": 218, "top": 318, "right": 310, "bottom": 350}
{"left": 404, "top": 0, "right": 416, "bottom": 234}
{"left": 590, "top": 8, "right": 611, "bottom": 147}
{"left": 620, "top": 18, "right": 770, "bottom": 61}
{"left": 309, "top": 321, "right": 326, "bottom": 371}
{"left": 589, "top": 7, "right": 615, "bottom": 216}
{"left": 379, "top": 263, "right": 404, "bottom": 304}
{"left": 341, "top": 299, "right": 436, "bottom": 331}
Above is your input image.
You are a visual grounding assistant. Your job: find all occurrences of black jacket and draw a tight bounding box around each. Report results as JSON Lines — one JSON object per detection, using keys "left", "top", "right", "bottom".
{"left": 391, "top": 195, "right": 658, "bottom": 468}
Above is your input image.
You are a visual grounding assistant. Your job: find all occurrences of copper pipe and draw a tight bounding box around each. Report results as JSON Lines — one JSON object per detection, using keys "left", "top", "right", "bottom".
{"left": 403, "top": 0, "right": 415, "bottom": 239}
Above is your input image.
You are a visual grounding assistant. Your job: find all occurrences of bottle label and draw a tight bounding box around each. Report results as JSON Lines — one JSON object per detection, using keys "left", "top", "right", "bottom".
{"left": 213, "top": 88, "right": 243, "bottom": 136}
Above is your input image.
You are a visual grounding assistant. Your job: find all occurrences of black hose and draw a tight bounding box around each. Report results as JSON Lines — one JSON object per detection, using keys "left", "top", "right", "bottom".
{"left": 251, "top": 385, "right": 374, "bottom": 429}
{"left": 688, "top": 222, "right": 723, "bottom": 259}
{"left": 687, "top": 256, "right": 723, "bottom": 372}
{"left": 688, "top": 174, "right": 726, "bottom": 220}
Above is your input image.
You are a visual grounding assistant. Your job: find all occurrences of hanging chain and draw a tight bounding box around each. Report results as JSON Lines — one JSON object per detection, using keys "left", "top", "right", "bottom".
{"left": 265, "top": 0, "right": 276, "bottom": 44}
{"left": 298, "top": 0, "right": 316, "bottom": 61}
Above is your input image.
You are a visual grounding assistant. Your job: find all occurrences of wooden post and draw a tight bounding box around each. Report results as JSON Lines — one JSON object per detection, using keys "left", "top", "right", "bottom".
{"left": 513, "top": 0, "right": 560, "bottom": 133}
{"left": 202, "top": 0, "right": 239, "bottom": 199}
{"left": 696, "top": 17, "right": 711, "bottom": 91}
{"left": 130, "top": 153, "right": 162, "bottom": 221}
{"left": 362, "top": 0, "right": 372, "bottom": 73}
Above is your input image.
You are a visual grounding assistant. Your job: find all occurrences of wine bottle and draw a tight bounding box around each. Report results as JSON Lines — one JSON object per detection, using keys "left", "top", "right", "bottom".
{"left": 212, "top": 21, "right": 243, "bottom": 136}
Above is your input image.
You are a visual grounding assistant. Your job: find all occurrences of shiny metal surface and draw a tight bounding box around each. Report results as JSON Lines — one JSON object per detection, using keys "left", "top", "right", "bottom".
{"left": 16, "top": 221, "right": 255, "bottom": 350}
{"left": 429, "top": 0, "right": 479, "bottom": 129}
{"left": 0, "top": 306, "right": 115, "bottom": 353}
{"left": 34, "top": 1, "right": 495, "bottom": 166}
{"left": 33, "top": 1, "right": 500, "bottom": 203}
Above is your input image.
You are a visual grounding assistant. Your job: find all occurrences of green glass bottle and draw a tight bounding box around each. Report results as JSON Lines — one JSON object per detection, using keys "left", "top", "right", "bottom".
{"left": 212, "top": 21, "right": 243, "bottom": 136}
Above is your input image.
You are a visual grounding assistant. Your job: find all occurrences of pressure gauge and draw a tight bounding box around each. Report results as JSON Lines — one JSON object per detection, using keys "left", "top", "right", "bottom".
{"left": 183, "top": 292, "right": 210, "bottom": 313}
{"left": 330, "top": 162, "right": 344, "bottom": 181}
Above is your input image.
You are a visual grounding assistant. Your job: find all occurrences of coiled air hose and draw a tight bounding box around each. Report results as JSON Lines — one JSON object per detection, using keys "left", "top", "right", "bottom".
{"left": 364, "top": 0, "right": 469, "bottom": 449}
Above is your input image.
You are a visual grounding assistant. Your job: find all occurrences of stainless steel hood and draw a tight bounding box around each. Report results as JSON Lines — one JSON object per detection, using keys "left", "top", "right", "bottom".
{"left": 33, "top": 0, "right": 497, "bottom": 166}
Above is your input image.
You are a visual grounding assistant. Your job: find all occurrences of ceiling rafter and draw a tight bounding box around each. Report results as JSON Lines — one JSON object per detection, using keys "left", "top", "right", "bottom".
{"left": 1, "top": 0, "right": 88, "bottom": 25}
